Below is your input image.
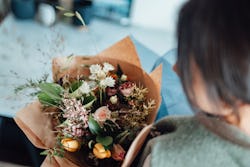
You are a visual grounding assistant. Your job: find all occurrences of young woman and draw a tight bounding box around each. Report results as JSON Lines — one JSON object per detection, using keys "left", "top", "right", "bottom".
{"left": 138, "top": 0, "right": 250, "bottom": 166}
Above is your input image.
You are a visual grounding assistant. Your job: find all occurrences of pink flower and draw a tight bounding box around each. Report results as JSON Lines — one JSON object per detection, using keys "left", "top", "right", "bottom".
{"left": 119, "top": 82, "right": 135, "bottom": 97}
{"left": 111, "top": 144, "right": 126, "bottom": 161}
{"left": 94, "top": 106, "right": 111, "bottom": 122}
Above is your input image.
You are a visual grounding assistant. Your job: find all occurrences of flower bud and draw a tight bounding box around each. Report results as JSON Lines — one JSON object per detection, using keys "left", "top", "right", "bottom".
{"left": 110, "top": 95, "right": 118, "bottom": 104}
{"left": 61, "top": 138, "right": 80, "bottom": 152}
{"left": 111, "top": 144, "right": 126, "bottom": 161}
{"left": 120, "top": 74, "right": 127, "bottom": 81}
{"left": 97, "top": 71, "right": 106, "bottom": 80}
{"left": 93, "top": 143, "right": 111, "bottom": 159}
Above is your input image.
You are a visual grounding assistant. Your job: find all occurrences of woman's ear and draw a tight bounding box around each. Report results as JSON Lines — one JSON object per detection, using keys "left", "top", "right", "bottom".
{"left": 173, "top": 63, "right": 179, "bottom": 75}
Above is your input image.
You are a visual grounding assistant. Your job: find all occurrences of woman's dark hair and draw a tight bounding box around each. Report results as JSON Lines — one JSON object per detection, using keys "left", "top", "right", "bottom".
{"left": 177, "top": 0, "right": 250, "bottom": 111}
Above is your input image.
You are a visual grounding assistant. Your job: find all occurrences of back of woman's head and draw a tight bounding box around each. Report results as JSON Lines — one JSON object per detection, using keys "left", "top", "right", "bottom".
{"left": 177, "top": 0, "right": 250, "bottom": 111}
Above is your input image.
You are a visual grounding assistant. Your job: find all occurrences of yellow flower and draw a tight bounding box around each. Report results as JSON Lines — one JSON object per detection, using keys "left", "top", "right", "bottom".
{"left": 93, "top": 143, "right": 111, "bottom": 159}
{"left": 61, "top": 138, "right": 80, "bottom": 152}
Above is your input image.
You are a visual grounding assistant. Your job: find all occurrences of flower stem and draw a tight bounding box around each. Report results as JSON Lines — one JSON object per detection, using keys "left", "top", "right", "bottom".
{"left": 99, "top": 88, "right": 102, "bottom": 106}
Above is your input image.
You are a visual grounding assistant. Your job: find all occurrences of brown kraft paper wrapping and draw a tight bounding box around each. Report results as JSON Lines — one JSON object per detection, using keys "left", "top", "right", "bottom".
{"left": 14, "top": 36, "right": 162, "bottom": 167}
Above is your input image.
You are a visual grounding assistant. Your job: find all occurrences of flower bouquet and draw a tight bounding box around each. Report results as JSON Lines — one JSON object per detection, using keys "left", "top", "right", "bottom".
{"left": 14, "top": 37, "right": 162, "bottom": 167}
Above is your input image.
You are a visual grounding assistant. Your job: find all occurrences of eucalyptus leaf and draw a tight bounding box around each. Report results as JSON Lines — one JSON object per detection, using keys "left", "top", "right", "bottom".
{"left": 96, "top": 136, "right": 113, "bottom": 147}
{"left": 88, "top": 115, "right": 102, "bottom": 135}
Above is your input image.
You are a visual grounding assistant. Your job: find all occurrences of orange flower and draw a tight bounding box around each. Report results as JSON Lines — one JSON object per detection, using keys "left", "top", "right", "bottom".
{"left": 110, "top": 73, "right": 118, "bottom": 80}
{"left": 111, "top": 144, "right": 126, "bottom": 161}
{"left": 93, "top": 143, "right": 111, "bottom": 159}
{"left": 61, "top": 138, "right": 80, "bottom": 152}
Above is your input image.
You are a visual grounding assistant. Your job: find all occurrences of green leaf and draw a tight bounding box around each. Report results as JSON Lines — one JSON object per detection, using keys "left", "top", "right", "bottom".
{"left": 64, "top": 12, "right": 75, "bottom": 17}
{"left": 40, "top": 150, "right": 50, "bottom": 156}
{"left": 75, "top": 11, "right": 86, "bottom": 26}
{"left": 83, "top": 95, "right": 96, "bottom": 108}
{"left": 69, "top": 81, "right": 83, "bottom": 93}
{"left": 39, "top": 83, "right": 63, "bottom": 98}
{"left": 38, "top": 92, "right": 60, "bottom": 106}
{"left": 88, "top": 115, "right": 102, "bottom": 135}
{"left": 38, "top": 83, "right": 63, "bottom": 105}
{"left": 115, "top": 130, "right": 130, "bottom": 144}
{"left": 96, "top": 136, "right": 113, "bottom": 147}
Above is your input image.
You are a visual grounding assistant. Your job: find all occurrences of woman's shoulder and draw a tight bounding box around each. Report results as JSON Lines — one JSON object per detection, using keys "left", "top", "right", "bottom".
{"left": 147, "top": 114, "right": 250, "bottom": 167}
{"left": 152, "top": 115, "right": 199, "bottom": 137}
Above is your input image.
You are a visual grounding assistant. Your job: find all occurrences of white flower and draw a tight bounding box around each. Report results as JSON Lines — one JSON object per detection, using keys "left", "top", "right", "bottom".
{"left": 90, "top": 64, "right": 102, "bottom": 74}
{"left": 79, "top": 81, "right": 90, "bottom": 94}
{"left": 103, "top": 62, "right": 114, "bottom": 73}
{"left": 100, "top": 76, "right": 115, "bottom": 88}
{"left": 89, "top": 74, "right": 97, "bottom": 80}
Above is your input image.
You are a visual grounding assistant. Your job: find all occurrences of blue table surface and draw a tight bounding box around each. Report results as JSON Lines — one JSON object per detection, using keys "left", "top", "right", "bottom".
{"left": 0, "top": 15, "right": 192, "bottom": 119}
{"left": 153, "top": 49, "right": 193, "bottom": 121}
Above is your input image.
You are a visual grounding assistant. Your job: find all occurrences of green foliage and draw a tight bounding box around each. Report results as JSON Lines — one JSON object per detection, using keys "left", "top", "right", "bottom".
{"left": 40, "top": 150, "right": 50, "bottom": 156}
{"left": 40, "top": 147, "right": 65, "bottom": 158}
{"left": 96, "top": 136, "right": 113, "bottom": 147}
{"left": 83, "top": 95, "right": 96, "bottom": 109}
{"left": 14, "top": 73, "right": 49, "bottom": 95}
{"left": 88, "top": 115, "right": 102, "bottom": 135}
{"left": 69, "top": 81, "right": 83, "bottom": 93}
{"left": 38, "top": 83, "right": 63, "bottom": 106}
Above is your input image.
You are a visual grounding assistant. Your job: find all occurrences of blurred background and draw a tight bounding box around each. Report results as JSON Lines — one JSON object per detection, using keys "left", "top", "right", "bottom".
{"left": 0, "top": 0, "right": 187, "bottom": 166}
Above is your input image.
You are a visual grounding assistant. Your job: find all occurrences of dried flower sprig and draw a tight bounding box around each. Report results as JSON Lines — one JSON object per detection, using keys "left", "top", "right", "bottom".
{"left": 56, "top": 6, "right": 86, "bottom": 27}
{"left": 14, "top": 73, "right": 49, "bottom": 95}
